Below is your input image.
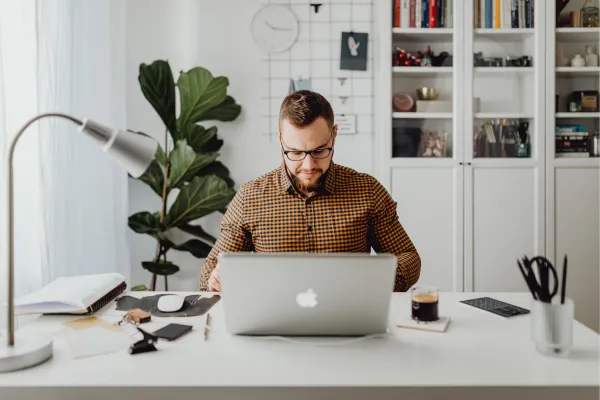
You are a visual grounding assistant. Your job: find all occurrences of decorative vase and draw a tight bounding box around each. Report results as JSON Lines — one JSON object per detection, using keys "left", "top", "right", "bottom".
{"left": 585, "top": 45, "right": 599, "bottom": 67}
{"left": 571, "top": 54, "right": 586, "bottom": 67}
{"left": 556, "top": 46, "right": 569, "bottom": 67}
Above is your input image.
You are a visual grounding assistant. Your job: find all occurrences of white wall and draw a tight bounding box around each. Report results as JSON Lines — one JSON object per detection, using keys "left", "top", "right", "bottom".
{"left": 126, "top": 0, "right": 377, "bottom": 289}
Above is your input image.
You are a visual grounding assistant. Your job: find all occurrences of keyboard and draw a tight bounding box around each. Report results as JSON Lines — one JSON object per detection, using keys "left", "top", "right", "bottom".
{"left": 460, "top": 297, "right": 530, "bottom": 318}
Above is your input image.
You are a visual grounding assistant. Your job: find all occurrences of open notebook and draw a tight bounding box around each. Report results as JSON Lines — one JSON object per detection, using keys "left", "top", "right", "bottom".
{"left": 15, "top": 273, "right": 127, "bottom": 315}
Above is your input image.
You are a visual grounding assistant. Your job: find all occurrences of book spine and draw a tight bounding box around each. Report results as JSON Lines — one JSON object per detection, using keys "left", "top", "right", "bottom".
{"left": 438, "top": 0, "right": 444, "bottom": 28}
{"left": 410, "top": 0, "right": 416, "bottom": 27}
{"left": 402, "top": 0, "right": 410, "bottom": 28}
{"left": 415, "top": 0, "right": 421, "bottom": 28}
{"left": 494, "top": 0, "right": 500, "bottom": 28}
{"left": 485, "top": 0, "right": 493, "bottom": 28}
{"left": 429, "top": 0, "right": 436, "bottom": 27}
{"left": 394, "top": 0, "right": 401, "bottom": 27}
{"left": 511, "top": 0, "right": 517, "bottom": 28}
{"left": 422, "top": 0, "right": 429, "bottom": 28}
{"left": 446, "top": 0, "right": 452, "bottom": 27}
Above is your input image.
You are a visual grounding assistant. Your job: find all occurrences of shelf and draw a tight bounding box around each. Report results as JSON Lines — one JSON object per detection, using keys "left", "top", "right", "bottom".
{"left": 392, "top": 112, "right": 452, "bottom": 119}
{"left": 475, "top": 113, "right": 533, "bottom": 119}
{"left": 474, "top": 67, "right": 534, "bottom": 74}
{"left": 392, "top": 28, "right": 453, "bottom": 42}
{"left": 474, "top": 28, "right": 535, "bottom": 40}
{"left": 556, "top": 112, "right": 600, "bottom": 119}
{"left": 392, "top": 66, "right": 453, "bottom": 76}
{"left": 555, "top": 28, "right": 600, "bottom": 42}
{"left": 553, "top": 157, "right": 600, "bottom": 168}
{"left": 555, "top": 67, "right": 600, "bottom": 77}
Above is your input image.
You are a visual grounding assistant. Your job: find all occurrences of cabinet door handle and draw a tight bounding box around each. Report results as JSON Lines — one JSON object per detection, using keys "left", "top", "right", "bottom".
{"left": 459, "top": 162, "right": 464, "bottom": 165}
{"left": 467, "top": 162, "right": 472, "bottom": 166}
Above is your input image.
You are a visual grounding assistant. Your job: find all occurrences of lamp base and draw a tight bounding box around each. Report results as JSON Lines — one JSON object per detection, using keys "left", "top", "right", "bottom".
{"left": 0, "top": 334, "right": 53, "bottom": 372}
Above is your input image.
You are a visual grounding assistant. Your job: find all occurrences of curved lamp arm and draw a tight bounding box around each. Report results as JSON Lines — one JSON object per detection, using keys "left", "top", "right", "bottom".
{"left": 5, "top": 113, "right": 157, "bottom": 346}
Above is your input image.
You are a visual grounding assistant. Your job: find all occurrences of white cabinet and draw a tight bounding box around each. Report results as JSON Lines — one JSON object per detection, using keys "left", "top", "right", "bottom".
{"left": 390, "top": 163, "right": 463, "bottom": 291}
{"left": 377, "top": 2, "right": 599, "bottom": 331}
{"left": 376, "top": 0, "right": 546, "bottom": 293}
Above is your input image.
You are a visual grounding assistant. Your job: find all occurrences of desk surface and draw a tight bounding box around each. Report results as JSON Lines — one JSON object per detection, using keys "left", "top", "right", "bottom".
{"left": 1, "top": 292, "right": 598, "bottom": 390}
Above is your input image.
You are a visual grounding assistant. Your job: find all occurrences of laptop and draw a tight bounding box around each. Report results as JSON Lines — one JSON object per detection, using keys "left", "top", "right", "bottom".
{"left": 218, "top": 252, "right": 397, "bottom": 336}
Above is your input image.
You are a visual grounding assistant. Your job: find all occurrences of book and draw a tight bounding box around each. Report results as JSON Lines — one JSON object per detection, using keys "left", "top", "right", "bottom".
{"left": 396, "top": 315, "right": 451, "bottom": 333}
{"left": 15, "top": 273, "right": 127, "bottom": 315}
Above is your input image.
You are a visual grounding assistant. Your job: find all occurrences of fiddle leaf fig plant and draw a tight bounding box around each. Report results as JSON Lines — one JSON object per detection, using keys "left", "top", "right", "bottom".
{"left": 128, "top": 60, "right": 241, "bottom": 290}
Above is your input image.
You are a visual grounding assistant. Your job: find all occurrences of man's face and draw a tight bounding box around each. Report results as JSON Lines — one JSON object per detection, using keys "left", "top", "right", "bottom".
{"left": 279, "top": 117, "right": 337, "bottom": 193}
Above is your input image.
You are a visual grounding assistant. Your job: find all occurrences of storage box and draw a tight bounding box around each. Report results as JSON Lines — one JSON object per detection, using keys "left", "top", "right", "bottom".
{"left": 415, "top": 98, "right": 481, "bottom": 113}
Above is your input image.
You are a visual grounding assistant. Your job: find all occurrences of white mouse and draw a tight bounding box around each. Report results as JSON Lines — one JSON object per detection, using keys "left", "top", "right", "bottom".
{"left": 157, "top": 294, "right": 185, "bottom": 313}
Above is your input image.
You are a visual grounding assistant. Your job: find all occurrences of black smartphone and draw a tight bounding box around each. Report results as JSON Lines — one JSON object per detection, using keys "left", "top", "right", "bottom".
{"left": 153, "top": 323, "right": 193, "bottom": 341}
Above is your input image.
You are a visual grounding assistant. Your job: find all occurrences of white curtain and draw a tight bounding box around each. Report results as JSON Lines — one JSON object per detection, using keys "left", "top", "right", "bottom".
{"left": 0, "top": 0, "right": 130, "bottom": 331}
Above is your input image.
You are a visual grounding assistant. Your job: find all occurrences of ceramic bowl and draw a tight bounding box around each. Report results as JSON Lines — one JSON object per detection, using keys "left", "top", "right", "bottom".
{"left": 416, "top": 87, "right": 439, "bottom": 100}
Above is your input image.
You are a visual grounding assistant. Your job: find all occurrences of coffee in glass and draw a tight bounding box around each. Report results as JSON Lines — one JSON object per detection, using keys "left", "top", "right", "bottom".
{"left": 411, "top": 286, "right": 439, "bottom": 322}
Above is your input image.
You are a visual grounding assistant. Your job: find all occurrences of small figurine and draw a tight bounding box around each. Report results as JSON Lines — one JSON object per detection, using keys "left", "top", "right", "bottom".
{"left": 571, "top": 54, "right": 586, "bottom": 67}
{"left": 585, "top": 45, "right": 599, "bottom": 67}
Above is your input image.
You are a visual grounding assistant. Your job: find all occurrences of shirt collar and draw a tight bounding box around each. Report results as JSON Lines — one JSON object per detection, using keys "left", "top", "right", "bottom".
{"left": 278, "top": 162, "right": 337, "bottom": 195}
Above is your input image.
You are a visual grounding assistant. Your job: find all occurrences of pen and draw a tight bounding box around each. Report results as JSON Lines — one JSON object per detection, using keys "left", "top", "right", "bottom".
{"left": 561, "top": 255, "right": 568, "bottom": 304}
{"left": 204, "top": 313, "right": 211, "bottom": 341}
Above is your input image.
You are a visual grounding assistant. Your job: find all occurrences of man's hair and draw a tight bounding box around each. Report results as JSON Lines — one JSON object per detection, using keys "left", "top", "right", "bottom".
{"left": 279, "top": 90, "right": 334, "bottom": 129}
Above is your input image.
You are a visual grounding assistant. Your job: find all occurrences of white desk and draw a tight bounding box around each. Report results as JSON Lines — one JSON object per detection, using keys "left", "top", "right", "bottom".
{"left": 1, "top": 292, "right": 598, "bottom": 400}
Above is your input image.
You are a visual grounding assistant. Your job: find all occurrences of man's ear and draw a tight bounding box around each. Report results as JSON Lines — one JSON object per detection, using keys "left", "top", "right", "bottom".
{"left": 332, "top": 124, "right": 338, "bottom": 141}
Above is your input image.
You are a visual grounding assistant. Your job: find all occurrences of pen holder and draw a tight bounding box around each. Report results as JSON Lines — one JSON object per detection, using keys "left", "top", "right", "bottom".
{"left": 531, "top": 298, "right": 574, "bottom": 357}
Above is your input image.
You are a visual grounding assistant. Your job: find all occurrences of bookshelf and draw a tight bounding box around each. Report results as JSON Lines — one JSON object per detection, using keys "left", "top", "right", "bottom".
{"left": 378, "top": 0, "right": 599, "bottom": 333}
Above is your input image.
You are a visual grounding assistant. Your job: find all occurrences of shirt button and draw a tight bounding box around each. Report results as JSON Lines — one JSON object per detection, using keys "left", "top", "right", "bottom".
{"left": 307, "top": 225, "right": 312, "bottom": 232}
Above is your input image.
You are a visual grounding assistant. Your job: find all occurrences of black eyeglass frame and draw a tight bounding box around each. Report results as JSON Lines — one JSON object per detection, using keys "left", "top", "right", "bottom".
{"left": 279, "top": 127, "right": 336, "bottom": 161}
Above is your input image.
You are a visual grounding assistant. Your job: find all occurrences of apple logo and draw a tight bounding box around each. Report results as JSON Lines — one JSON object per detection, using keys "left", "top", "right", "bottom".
{"left": 296, "top": 288, "right": 318, "bottom": 308}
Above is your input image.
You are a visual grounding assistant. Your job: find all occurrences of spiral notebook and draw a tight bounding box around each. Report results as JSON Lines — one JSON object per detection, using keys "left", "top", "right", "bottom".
{"left": 14, "top": 273, "right": 127, "bottom": 315}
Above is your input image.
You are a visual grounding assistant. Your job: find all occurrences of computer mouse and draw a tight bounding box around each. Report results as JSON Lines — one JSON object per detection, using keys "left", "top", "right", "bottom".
{"left": 157, "top": 294, "right": 185, "bottom": 313}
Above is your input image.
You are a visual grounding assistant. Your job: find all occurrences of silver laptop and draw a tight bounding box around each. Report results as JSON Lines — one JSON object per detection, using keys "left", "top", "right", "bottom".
{"left": 218, "top": 252, "right": 397, "bottom": 336}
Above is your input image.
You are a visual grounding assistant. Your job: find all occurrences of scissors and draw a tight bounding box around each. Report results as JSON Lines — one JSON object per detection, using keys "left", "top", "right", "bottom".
{"left": 518, "top": 256, "right": 559, "bottom": 303}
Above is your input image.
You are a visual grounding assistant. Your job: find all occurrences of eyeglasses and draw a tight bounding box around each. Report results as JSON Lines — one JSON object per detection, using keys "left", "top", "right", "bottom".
{"left": 280, "top": 128, "right": 335, "bottom": 161}
{"left": 282, "top": 147, "right": 333, "bottom": 161}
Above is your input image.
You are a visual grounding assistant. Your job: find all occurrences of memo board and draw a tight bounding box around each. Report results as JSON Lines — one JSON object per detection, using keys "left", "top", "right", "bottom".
{"left": 258, "top": 0, "right": 375, "bottom": 136}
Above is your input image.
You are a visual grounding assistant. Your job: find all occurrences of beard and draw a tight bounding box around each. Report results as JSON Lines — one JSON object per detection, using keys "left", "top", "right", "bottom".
{"left": 286, "top": 165, "right": 326, "bottom": 193}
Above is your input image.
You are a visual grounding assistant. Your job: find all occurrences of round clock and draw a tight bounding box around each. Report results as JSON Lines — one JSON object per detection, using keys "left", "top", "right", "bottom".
{"left": 251, "top": 4, "right": 299, "bottom": 53}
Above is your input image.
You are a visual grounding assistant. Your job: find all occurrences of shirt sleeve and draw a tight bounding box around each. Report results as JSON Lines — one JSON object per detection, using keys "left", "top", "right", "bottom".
{"left": 368, "top": 178, "right": 421, "bottom": 292}
{"left": 199, "top": 183, "right": 253, "bottom": 290}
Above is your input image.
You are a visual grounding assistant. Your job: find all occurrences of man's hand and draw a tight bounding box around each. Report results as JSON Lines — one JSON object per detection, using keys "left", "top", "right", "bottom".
{"left": 207, "top": 264, "right": 221, "bottom": 292}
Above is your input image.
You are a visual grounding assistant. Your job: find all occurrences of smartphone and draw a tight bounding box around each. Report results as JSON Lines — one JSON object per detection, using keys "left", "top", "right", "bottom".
{"left": 153, "top": 323, "right": 193, "bottom": 341}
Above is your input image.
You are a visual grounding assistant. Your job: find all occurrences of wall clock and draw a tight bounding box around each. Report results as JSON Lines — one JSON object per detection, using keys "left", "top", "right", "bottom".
{"left": 251, "top": 4, "right": 299, "bottom": 53}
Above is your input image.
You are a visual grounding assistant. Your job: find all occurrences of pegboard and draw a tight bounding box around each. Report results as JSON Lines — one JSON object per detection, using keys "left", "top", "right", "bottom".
{"left": 259, "top": 0, "right": 375, "bottom": 136}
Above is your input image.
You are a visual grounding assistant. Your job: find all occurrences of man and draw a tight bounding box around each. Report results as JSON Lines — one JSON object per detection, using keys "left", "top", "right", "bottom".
{"left": 200, "top": 90, "right": 421, "bottom": 292}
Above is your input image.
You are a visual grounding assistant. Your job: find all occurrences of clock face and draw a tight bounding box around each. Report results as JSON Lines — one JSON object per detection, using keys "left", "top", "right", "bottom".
{"left": 251, "top": 5, "right": 299, "bottom": 53}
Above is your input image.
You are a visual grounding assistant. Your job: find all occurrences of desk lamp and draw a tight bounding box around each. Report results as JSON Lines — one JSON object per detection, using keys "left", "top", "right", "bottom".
{"left": 0, "top": 113, "right": 157, "bottom": 372}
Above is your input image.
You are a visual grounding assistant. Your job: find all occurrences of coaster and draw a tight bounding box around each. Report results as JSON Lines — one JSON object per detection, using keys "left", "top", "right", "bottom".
{"left": 396, "top": 315, "right": 451, "bottom": 333}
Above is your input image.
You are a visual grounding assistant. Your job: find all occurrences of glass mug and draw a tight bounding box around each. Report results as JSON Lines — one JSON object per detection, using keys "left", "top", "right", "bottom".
{"left": 411, "top": 286, "right": 439, "bottom": 322}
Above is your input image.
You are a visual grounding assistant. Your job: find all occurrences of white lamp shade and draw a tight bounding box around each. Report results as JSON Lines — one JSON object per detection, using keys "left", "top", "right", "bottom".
{"left": 78, "top": 118, "right": 158, "bottom": 178}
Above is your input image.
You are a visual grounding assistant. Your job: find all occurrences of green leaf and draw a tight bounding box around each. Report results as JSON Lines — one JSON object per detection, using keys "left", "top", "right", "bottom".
{"left": 197, "top": 96, "right": 242, "bottom": 122}
{"left": 138, "top": 60, "right": 177, "bottom": 136}
{"left": 196, "top": 161, "right": 234, "bottom": 187}
{"left": 131, "top": 284, "right": 149, "bottom": 291}
{"left": 178, "top": 224, "right": 217, "bottom": 244}
{"left": 199, "top": 133, "right": 223, "bottom": 152}
{"left": 167, "top": 140, "right": 197, "bottom": 189}
{"left": 165, "top": 175, "right": 235, "bottom": 228}
{"left": 141, "top": 261, "right": 180, "bottom": 276}
{"left": 177, "top": 67, "right": 228, "bottom": 128}
{"left": 137, "top": 160, "right": 164, "bottom": 196}
{"left": 128, "top": 212, "right": 161, "bottom": 235}
{"left": 166, "top": 140, "right": 219, "bottom": 189}
{"left": 179, "top": 125, "right": 219, "bottom": 153}
{"left": 173, "top": 239, "right": 214, "bottom": 258}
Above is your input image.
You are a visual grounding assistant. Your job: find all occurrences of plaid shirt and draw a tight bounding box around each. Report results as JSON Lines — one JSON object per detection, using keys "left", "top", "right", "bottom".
{"left": 200, "top": 162, "right": 421, "bottom": 291}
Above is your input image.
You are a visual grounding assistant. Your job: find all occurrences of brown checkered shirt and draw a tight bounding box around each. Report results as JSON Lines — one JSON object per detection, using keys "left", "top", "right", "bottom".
{"left": 199, "top": 162, "right": 421, "bottom": 291}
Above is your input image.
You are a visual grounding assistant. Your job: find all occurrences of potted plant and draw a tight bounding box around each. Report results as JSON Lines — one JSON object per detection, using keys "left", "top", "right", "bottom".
{"left": 128, "top": 60, "right": 241, "bottom": 290}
